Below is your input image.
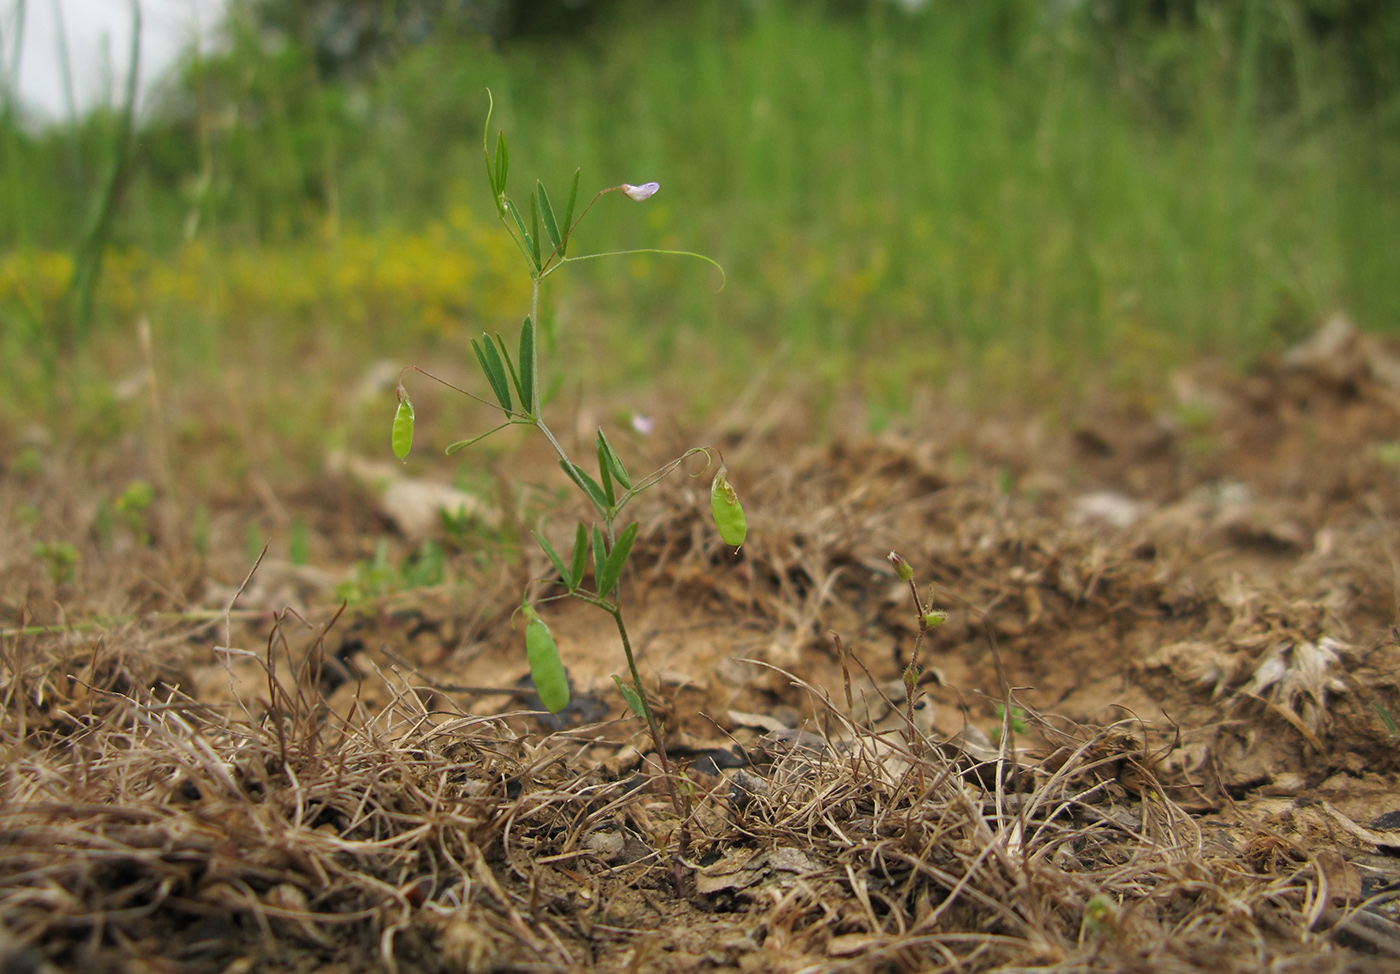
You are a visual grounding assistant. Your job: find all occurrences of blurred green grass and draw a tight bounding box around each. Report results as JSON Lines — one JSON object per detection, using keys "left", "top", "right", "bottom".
{"left": 1, "top": 0, "right": 1397, "bottom": 440}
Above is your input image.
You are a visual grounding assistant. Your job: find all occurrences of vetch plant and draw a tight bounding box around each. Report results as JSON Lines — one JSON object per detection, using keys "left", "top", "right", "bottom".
{"left": 391, "top": 94, "right": 743, "bottom": 816}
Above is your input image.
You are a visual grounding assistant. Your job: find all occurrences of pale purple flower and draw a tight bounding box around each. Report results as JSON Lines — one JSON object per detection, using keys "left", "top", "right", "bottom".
{"left": 620, "top": 182, "right": 660, "bottom": 201}
{"left": 630, "top": 412, "right": 655, "bottom": 435}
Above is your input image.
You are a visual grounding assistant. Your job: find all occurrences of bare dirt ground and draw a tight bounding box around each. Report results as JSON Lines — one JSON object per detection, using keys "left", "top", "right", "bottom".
{"left": 4, "top": 317, "right": 1400, "bottom": 973}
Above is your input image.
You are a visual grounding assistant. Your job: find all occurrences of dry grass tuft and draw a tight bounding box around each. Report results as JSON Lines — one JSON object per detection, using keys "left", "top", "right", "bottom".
{"left": 0, "top": 614, "right": 662, "bottom": 971}
{"left": 3, "top": 606, "right": 1388, "bottom": 972}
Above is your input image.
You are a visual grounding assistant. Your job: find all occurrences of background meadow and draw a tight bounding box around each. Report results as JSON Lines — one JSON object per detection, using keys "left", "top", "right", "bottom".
{"left": 1, "top": 0, "right": 1397, "bottom": 458}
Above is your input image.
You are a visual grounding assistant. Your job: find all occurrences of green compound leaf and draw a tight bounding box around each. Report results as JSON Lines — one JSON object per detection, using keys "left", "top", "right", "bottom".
{"left": 472, "top": 335, "right": 513, "bottom": 412}
{"left": 533, "top": 530, "right": 572, "bottom": 589}
{"left": 711, "top": 466, "right": 748, "bottom": 547}
{"left": 612, "top": 675, "right": 647, "bottom": 718}
{"left": 597, "top": 521, "right": 638, "bottom": 598}
{"left": 537, "top": 181, "right": 562, "bottom": 256}
{"left": 524, "top": 608, "right": 569, "bottom": 714}
{"left": 561, "top": 168, "right": 580, "bottom": 256}
{"left": 391, "top": 387, "right": 414, "bottom": 460}
{"left": 568, "top": 522, "right": 588, "bottom": 594}
{"left": 560, "top": 461, "right": 609, "bottom": 515}
{"left": 518, "top": 316, "right": 535, "bottom": 414}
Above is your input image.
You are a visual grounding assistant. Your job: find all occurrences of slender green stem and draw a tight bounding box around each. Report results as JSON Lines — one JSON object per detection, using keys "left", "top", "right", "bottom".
{"left": 609, "top": 605, "right": 681, "bottom": 817}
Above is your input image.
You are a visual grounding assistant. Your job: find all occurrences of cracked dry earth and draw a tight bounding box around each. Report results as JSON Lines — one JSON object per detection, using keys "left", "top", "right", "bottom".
{"left": 4, "top": 317, "right": 1400, "bottom": 973}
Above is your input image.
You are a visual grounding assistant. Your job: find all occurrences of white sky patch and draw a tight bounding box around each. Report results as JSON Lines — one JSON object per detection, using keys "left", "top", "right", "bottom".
{"left": 2, "top": 0, "right": 227, "bottom": 122}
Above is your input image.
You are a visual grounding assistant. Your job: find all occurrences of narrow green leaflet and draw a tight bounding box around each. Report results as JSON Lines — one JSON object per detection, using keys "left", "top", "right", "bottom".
{"left": 560, "top": 461, "right": 610, "bottom": 514}
{"left": 518, "top": 316, "right": 535, "bottom": 414}
{"left": 492, "top": 333, "right": 526, "bottom": 409}
{"left": 596, "top": 521, "right": 639, "bottom": 597}
{"left": 596, "top": 437, "right": 617, "bottom": 507}
{"left": 505, "top": 200, "right": 537, "bottom": 270}
{"left": 472, "top": 335, "right": 513, "bottom": 411}
{"left": 445, "top": 421, "right": 512, "bottom": 454}
{"left": 524, "top": 607, "right": 569, "bottom": 714}
{"left": 537, "top": 181, "right": 562, "bottom": 256}
{"left": 528, "top": 193, "right": 542, "bottom": 267}
{"left": 391, "top": 386, "right": 414, "bottom": 460}
{"left": 561, "top": 168, "right": 580, "bottom": 256}
{"left": 568, "top": 523, "right": 588, "bottom": 593}
{"left": 591, "top": 525, "right": 608, "bottom": 593}
{"left": 494, "top": 131, "right": 508, "bottom": 198}
{"left": 596, "top": 430, "right": 633, "bottom": 489}
{"left": 612, "top": 675, "right": 647, "bottom": 718}
{"left": 533, "top": 530, "right": 573, "bottom": 589}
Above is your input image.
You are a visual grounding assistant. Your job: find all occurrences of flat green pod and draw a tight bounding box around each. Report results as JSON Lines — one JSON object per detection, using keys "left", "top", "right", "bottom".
{"left": 524, "top": 608, "right": 569, "bottom": 714}
{"left": 710, "top": 466, "right": 747, "bottom": 547}
{"left": 391, "top": 388, "right": 414, "bottom": 460}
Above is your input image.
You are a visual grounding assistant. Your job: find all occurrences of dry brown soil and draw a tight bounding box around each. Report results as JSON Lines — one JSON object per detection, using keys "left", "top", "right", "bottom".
{"left": 4, "top": 318, "right": 1400, "bottom": 973}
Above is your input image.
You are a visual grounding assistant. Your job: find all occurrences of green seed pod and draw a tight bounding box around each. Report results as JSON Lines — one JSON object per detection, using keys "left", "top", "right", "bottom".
{"left": 391, "top": 385, "right": 415, "bottom": 461}
{"left": 710, "top": 466, "right": 747, "bottom": 548}
{"left": 524, "top": 607, "right": 569, "bottom": 714}
{"left": 922, "top": 609, "right": 948, "bottom": 630}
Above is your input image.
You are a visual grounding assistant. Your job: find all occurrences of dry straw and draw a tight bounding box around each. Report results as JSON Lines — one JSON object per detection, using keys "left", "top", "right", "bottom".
{"left": 0, "top": 608, "right": 1381, "bottom": 972}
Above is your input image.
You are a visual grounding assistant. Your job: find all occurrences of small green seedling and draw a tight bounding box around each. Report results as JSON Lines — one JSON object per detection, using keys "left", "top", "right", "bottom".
{"left": 1373, "top": 701, "right": 1399, "bottom": 740}
{"left": 1081, "top": 893, "right": 1119, "bottom": 940}
{"left": 887, "top": 551, "right": 949, "bottom": 750}
{"left": 390, "top": 94, "right": 742, "bottom": 816}
{"left": 289, "top": 518, "right": 310, "bottom": 566}
{"left": 993, "top": 703, "right": 1028, "bottom": 741}
{"left": 114, "top": 480, "right": 155, "bottom": 544}
{"left": 334, "top": 538, "right": 446, "bottom": 604}
{"left": 34, "top": 541, "right": 78, "bottom": 584}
